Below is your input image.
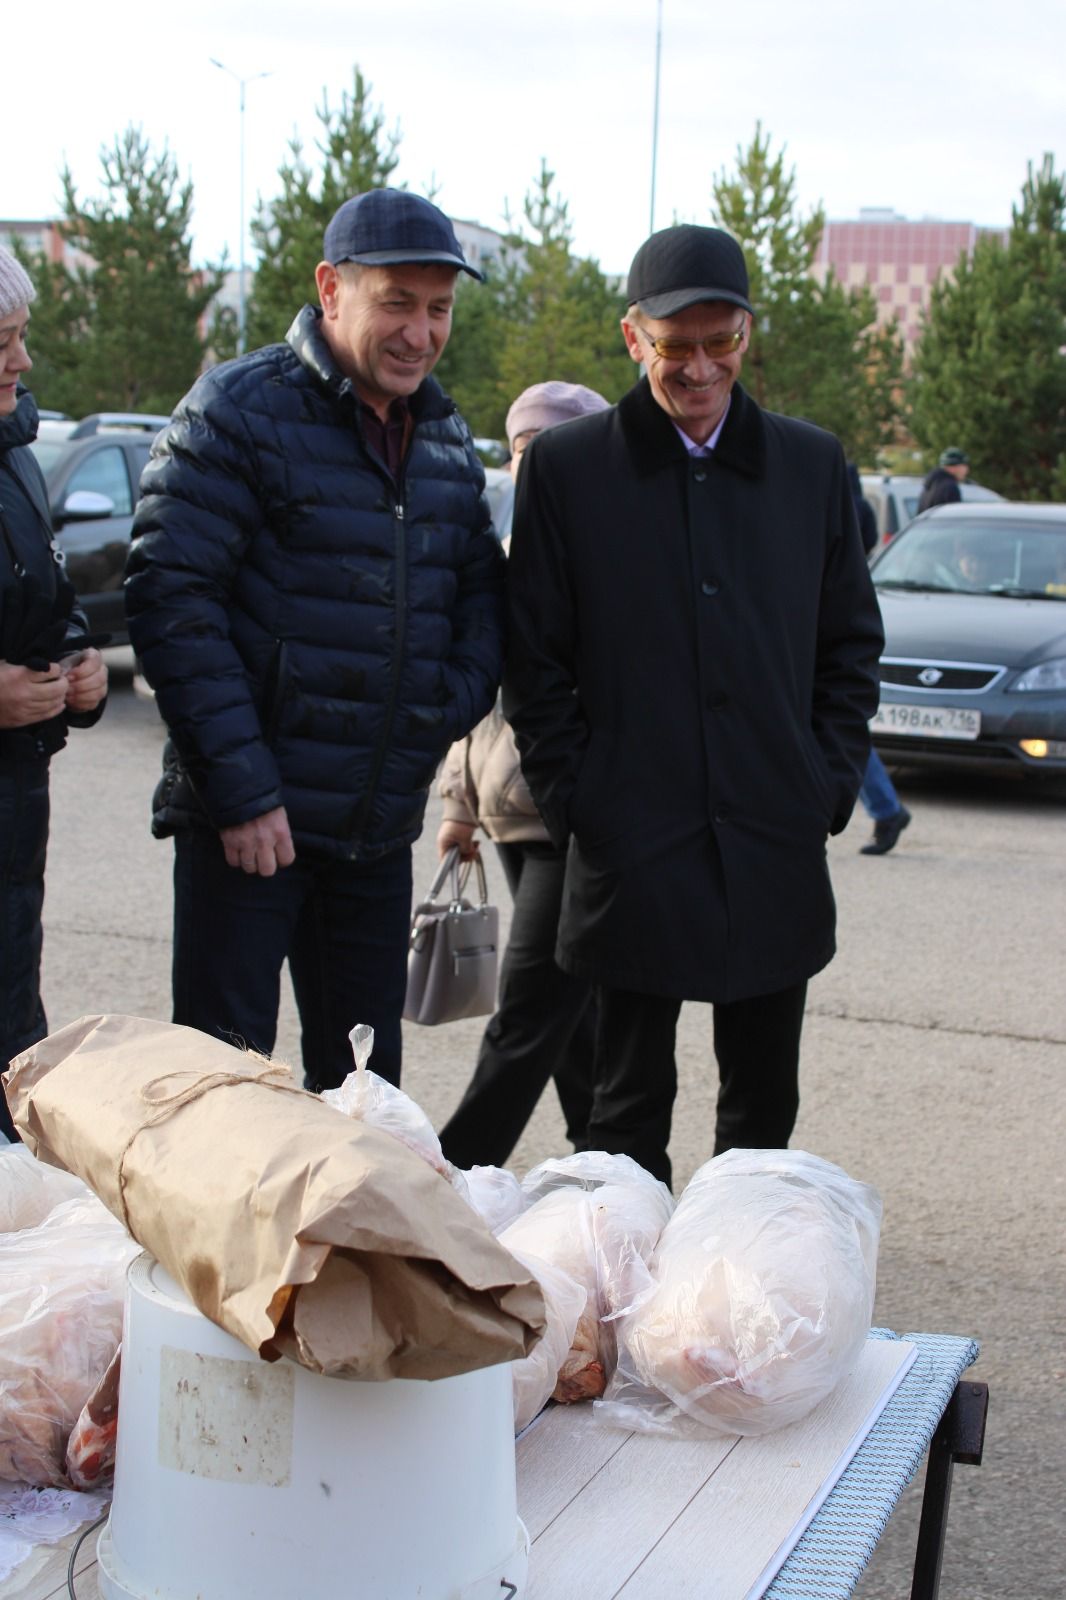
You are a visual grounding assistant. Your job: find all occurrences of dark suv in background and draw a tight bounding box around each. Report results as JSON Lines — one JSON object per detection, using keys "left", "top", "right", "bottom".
{"left": 30, "top": 415, "right": 169, "bottom": 646}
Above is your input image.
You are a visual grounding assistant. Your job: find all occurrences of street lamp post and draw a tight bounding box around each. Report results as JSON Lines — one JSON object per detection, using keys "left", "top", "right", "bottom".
{"left": 211, "top": 57, "right": 271, "bottom": 355}
{"left": 649, "top": 0, "right": 663, "bottom": 235}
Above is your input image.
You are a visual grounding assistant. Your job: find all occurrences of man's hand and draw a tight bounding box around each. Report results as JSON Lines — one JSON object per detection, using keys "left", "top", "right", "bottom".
{"left": 62, "top": 648, "right": 109, "bottom": 714}
{"left": 437, "top": 819, "right": 480, "bottom": 861}
{"left": 0, "top": 661, "right": 68, "bottom": 728}
{"left": 220, "top": 806, "right": 296, "bottom": 876}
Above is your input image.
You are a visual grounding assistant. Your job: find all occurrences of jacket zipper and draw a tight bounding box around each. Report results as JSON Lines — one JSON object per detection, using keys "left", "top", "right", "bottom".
{"left": 351, "top": 494, "right": 408, "bottom": 853}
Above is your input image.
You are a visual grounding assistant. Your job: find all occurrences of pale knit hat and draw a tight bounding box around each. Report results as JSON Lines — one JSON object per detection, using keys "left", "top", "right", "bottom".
{"left": 505, "top": 381, "right": 609, "bottom": 451}
{"left": 0, "top": 246, "right": 36, "bottom": 317}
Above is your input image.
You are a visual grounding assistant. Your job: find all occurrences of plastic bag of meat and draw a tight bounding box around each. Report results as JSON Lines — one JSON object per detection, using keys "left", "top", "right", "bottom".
{"left": 597, "top": 1148, "right": 882, "bottom": 1439}
{"left": 462, "top": 1166, "right": 528, "bottom": 1235}
{"left": 521, "top": 1150, "right": 659, "bottom": 1204}
{"left": 322, "top": 1025, "right": 469, "bottom": 1201}
{"left": 65, "top": 1346, "right": 121, "bottom": 1489}
{"left": 504, "top": 1248, "right": 587, "bottom": 1433}
{"left": 0, "top": 1145, "right": 91, "bottom": 1233}
{"left": 0, "top": 1197, "right": 139, "bottom": 1486}
{"left": 501, "top": 1158, "right": 673, "bottom": 1410}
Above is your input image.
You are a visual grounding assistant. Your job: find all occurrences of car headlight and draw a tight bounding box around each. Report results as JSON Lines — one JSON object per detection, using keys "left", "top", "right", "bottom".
{"left": 1010, "top": 657, "right": 1066, "bottom": 692}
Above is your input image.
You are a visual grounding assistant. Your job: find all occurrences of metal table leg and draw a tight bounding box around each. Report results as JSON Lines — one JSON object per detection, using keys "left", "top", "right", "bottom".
{"left": 910, "top": 1380, "right": 989, "bottom": 1600}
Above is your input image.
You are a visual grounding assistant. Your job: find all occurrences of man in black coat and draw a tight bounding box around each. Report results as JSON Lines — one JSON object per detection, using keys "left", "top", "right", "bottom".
{"left": 126, "top": 192, "right": 504, "bottom": 1093}
{"left": 503, "top": 225, "right": 883, "bottom": 1185}
{"left": 917, "top": 446, "right": 969, "bottom": 513}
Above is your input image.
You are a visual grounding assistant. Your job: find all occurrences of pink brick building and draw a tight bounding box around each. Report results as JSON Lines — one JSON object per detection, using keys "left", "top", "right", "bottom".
{"left": 812, "top": 209, "right": 1008, "bottom": 360}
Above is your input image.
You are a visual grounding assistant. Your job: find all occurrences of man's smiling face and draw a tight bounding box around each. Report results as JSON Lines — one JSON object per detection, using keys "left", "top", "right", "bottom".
{"left": 314, "top": 260, "right": 456, "bottom": 419}
{"left": 621, "top": 300, "right": 750, "bottom": 445}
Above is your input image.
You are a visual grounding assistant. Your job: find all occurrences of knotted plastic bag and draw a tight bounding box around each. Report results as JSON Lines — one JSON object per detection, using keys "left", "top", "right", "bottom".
{"left": 596, "top": 1148, "right": 881, "bottom": 1438}
{"left": 321, "top": 1024, "right": 469, "bottom": 1201}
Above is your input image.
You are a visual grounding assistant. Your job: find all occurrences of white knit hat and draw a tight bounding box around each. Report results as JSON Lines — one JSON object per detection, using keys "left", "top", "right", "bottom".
{"left": 0, "top": 246, "right": 36, "bottom": 318}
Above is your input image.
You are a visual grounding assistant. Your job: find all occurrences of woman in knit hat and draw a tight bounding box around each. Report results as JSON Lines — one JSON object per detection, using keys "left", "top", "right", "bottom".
{"left": 435, "top": 381, "right": 609, "bottom": 1168}
{"left": 0, "top": 246, "right": 108, "bottom": 1141}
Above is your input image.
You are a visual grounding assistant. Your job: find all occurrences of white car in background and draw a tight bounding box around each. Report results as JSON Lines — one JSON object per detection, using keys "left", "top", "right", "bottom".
{"left": 483, "top": 466, "right": 515, "bottom": 547}
{"left": 860, "top": 473, "right": 1003, "bottom": 549}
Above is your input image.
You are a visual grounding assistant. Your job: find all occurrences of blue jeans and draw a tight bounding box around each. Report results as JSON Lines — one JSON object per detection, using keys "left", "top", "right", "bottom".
{"left": 172, "top": 830, "right": 412, "bottom": 1092}
{"left": 859, "top": 749, "right": 901, "bottom": 822}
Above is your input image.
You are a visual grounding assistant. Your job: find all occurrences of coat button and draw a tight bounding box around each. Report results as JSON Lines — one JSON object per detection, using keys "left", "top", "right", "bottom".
{"left": 713, "top": 806, "right": 729, "bottom": 823}
{"left": 701, "top": 579, "right": 719, "bottom": 596}
{"left": 693, "top": 469, "right": 708, "bottom": 483}
{"left": 706, "top": 693, "right": 728, "bottom": 711}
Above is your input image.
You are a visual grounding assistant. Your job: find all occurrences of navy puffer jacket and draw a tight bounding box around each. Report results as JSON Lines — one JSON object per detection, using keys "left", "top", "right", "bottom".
{"left": 125, "top": 307, "right": 504, "bottom": 861}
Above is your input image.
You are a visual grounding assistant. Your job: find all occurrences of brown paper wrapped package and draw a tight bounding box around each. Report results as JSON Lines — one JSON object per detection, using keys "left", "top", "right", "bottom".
{"left": 4, "top": 1015, "right": 545, "bottom": 1381}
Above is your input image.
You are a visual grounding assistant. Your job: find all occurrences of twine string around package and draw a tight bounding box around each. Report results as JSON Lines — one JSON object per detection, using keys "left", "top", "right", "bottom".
{"left": 114, "top": 1060, "right": 317, "bottom": 1232}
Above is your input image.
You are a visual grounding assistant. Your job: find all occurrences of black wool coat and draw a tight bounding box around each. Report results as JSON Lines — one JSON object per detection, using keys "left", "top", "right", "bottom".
{"left": 502, "top": 378, "right": 884, "bottom": 1003}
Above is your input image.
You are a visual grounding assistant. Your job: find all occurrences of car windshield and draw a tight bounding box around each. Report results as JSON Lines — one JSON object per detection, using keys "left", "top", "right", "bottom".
{"left": 28, "top": 439, "right": 71, "bottom": 475}
{"left": 873, "top": 518, "right": 1066, "bottom": 599}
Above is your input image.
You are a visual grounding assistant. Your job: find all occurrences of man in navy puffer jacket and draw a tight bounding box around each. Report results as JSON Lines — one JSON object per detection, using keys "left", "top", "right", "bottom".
{"left": 125, "top": 191, "right": 504, "bottom": 1092}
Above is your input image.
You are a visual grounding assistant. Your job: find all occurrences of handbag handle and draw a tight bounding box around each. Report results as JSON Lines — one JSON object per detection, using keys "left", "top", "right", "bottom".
{"left": 424, "top": 845, "right": 489, "bottom": 910}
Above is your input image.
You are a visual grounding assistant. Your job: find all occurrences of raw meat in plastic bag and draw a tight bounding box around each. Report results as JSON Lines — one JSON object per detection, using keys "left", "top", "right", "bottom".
{"left": 0, "top": 1197, "right": 139, "bottom": 1486}
{"left": 0, "top": 1146, "right": 90, "bottom": 1233}
{"left": 462, "top": 1165, "right": 528, "bottom": 1234}
{"left": 597, "top": 1148, "right": 882, "bottom": 1438}
{"left": 65, "top": 1346, "right": 121, "bottom": 1489}
{"left": 521, "top": 1149, "right": 659, "bottom": 1204}
{"left": 504, "top": 1246, "right": 587, "bottom": 1433}
{"left": 322, "top": 1025, "right": 469, "bottom": 1200}
{"left": 501, "top": 1160, "right": 673, "bottom": 1406}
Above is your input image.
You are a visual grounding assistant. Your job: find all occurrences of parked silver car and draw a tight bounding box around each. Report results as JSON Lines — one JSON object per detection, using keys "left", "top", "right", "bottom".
{"left": 869, "top": 503, "right": 1066, "bottom": 776}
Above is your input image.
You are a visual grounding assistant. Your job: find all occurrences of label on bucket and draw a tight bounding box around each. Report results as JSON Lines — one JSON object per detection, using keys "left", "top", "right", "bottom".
{"left": 158, "top": 1346, "right": 295, "bottom": 1486}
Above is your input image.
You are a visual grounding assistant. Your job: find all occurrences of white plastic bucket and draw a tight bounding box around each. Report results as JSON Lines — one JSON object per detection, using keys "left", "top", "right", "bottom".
{"left": 97, "top": 1253, "right": 528, "bottom": 1599}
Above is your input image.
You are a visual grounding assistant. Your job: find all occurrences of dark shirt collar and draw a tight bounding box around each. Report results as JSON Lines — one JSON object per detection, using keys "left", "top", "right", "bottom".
{"left": 360, "top": 396, "right": 411, "bottom": 480}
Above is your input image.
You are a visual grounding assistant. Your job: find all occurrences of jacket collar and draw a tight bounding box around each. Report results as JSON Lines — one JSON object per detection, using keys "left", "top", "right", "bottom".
{"left": 0, "top": 391, "right": 52, "bottom": 537}
{"left": 616, "top": 375, "right": 766, "bottom": 480}
{"left": 285, "top": 304, "right": 452, "bottom": 423}
{"left": 0, "top": 387, "right": 39, "bottom": 454}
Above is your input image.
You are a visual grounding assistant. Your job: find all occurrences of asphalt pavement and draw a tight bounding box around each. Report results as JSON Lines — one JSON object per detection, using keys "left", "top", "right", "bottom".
{"left": 26, "top": 650, "right": 1066, "bottom": 1599}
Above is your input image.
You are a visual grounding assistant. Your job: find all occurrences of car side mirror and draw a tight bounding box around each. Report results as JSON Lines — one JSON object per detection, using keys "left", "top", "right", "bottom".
{"left": 58, "top": 489, "right": 116, "bottom": 523}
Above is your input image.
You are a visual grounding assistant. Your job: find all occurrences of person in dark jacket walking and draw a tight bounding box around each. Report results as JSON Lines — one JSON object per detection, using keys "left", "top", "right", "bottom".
{"left": 125, "top": 191, "right": 504, "bottom": 1093}
{"left": 848, "top": 463, "right": 912, "bottom": 857}
{"left": 917, "top": 447, "right": 969, "bottom": 513}
{"left": 0, "top": 248, "right": 108, "bottom": 1140}
{"left": 504, "top": 226, "right": 884, "bottom": 1185}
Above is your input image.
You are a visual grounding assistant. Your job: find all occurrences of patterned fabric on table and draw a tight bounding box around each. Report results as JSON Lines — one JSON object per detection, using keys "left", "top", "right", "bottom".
{"left": 765, "top": 1329, "right": 981, "bottom": 1600}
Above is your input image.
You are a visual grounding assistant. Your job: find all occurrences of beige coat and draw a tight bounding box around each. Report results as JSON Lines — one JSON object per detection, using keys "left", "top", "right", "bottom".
{"left": 439, "top": 699, "right": 549, "bottom": 844}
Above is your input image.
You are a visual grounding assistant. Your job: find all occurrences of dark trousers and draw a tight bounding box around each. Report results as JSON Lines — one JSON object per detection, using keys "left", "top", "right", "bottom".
{"left": 172, "top": 829, "right": 413, "bottom": 1092}
{"left": 438, "top": 840, "right": 595, "bottom": 1168}
{"left": 585, "top": 980, "right": 809, "bottom": 1188}
{"left": 0, "top": 757, "right": 50, "bottom": 1142}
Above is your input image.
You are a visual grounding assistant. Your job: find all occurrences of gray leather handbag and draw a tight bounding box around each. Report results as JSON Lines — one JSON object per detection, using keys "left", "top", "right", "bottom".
{"left": 403, "top": 848, "right": 499, "bottom": 1025}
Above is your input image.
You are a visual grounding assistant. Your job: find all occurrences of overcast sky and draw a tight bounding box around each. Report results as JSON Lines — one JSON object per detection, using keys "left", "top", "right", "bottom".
{"left": 10, "top": 0, "right": 1064, "bottom": 278}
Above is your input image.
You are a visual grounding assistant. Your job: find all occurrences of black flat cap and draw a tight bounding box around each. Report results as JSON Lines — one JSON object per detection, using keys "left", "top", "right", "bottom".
{"left": 627, "top": 224, "right": 752, "bottom": 317}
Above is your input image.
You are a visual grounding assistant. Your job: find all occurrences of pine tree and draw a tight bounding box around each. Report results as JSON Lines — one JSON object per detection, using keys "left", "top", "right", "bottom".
{"left": 18, "top": 128, "right": 221, "bottom": 417}
{"left": 245, "top": 69, "right": 400, "bottom": 349}
{"left": 712, "top": 125, "right": 903, "bottom": 463}
{"left": 437, "top": 164, "right": 633, "bottom": 440}
{"left": 910, "top": 154, "right": 1066, "bottom": 500}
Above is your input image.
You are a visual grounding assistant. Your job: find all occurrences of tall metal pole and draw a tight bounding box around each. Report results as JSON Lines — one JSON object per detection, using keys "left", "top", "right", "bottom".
{"left": 211, "top": 58, "right": 271, "bottom": 355}
{"left": 650, "top": 0, "right": 663, "bottom": 235}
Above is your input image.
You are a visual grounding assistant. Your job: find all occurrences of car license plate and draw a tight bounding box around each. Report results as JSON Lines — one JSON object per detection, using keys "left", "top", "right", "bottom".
{"left": 871, "top": 703, "right": 981, "bottom": 740}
